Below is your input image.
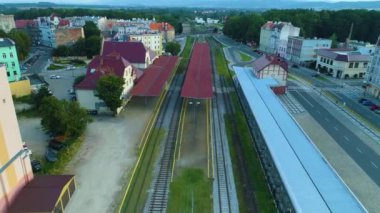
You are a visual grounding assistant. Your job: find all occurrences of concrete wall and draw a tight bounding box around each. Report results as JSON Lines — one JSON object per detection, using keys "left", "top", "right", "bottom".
{"left": 0, "top": 65, "right": 33, "bottom": 212}
{"left": 9, "top": 78, "right": 31, "bottom": 97}
{"left": 55, "top": 27, "right": 84, "bottom": 47}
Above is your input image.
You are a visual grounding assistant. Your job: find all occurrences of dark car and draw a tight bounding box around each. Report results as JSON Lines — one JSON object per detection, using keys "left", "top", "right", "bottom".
{"left": 45, "top": 148, "right": 58, "bottom": 162}
{"left": 358, "top": 98, "right": 368, "bottom": 103}
{"left": 49, "top": 140, "right": 67, "bottom": 151}
{"left": 291, "top": 64, "right": 299, "bottom": 68}
{"left": 31, "top": 160, "right": 41, "bottom": 172}
{"left": 371, "top": 104, "right": 380, "bottom": 111}
{"left": 362, "top": 100, "right": 374, "bottom": 106}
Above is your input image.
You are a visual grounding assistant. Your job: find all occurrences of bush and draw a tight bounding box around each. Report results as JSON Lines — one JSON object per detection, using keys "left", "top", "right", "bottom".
{"left": 74, "top": 75, "right": 86, "bottom": 86}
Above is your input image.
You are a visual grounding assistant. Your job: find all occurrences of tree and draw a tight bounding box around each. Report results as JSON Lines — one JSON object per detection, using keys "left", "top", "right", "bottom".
{"left": 33, "top": 86, "right": 52, "bottom": 109}
{"left": 40, "top": 96, "right": 90, "bottom": 138}
{"left": 330, "top": 33, "right": 338, "bottom": 48}
{"left": 72, "top": 38, "right": 86, "bottom": 56}
{"left": 53, "top": 45, "right": 71, "bottom": 57}
{"left": 83, "top": 21, "right": 100, "bottom": 38}
{"left": 0, "top": 29, "right": 7, "bottom": 38}
{"left": 7, "top": 29, "right": 32, "bottom": 60}
{"left": 85, "top": 35, "right": 101, "bottom": 58}
{"left": 165, "top": 41, "right": 181, "bottom": 56}
{"left": 95, "top": 75, "right": 125, "bottom": 115}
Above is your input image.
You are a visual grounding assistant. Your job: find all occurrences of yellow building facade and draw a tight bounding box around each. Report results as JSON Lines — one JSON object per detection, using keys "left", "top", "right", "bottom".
{"left": 0, "top": 65, "right": 33, "bottom": 212}
{"left": 130, "top": 33, "right": 163, "bottom": 56}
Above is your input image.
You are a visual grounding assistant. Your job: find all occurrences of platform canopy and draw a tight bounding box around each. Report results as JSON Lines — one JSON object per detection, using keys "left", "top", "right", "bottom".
{"left": 181, "top": 42, "right": 213, "bottom": 99}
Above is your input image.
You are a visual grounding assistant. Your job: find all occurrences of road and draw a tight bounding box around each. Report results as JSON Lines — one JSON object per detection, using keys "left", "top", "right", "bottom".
{"left": 291, "top": 66, "right": 380, "bottom": 129}
{"left": 213, "top": 34, "right": 261, "bottom": 58}
{"left": 26, "top": 47, "right": 53, "bottom": 74}
{"left": 289, "top": 85, "right": 380, "bottom": 187}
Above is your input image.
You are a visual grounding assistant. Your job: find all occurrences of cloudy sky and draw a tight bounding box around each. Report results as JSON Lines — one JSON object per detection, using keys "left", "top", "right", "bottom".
{"left": 1, "top": 0, "right": 379, "bottom": 4}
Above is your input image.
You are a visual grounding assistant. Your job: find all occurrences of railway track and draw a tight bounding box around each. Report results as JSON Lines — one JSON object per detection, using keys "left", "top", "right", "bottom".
{"left": 144, "top": 74, "right": 184, "bottom": 213}
{"left": 211, "top": 51, "right": 239, "bottom": 213}
{"left": 120, "top": 74, "right": 183, "bottom": 213}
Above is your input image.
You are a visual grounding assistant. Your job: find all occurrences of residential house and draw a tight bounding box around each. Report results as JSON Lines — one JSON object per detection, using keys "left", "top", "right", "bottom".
{"left": 206, "top": 18, "right": 219, "bottom": 24}
{"left": 0, "top": 14, "right": 16, "bottom": 33}
{"left": 252, "top": 54, "right": 288, "bottom": 94}
{"left": 75, "top": 55, "right": 142, "bottom": 114}
{"left": 259, "top": 21, "right": 300, "bottom": 58}
{"left": 316, "top": 49, "right": 370, "bottom": 79}
{"left": 195, "top": 17, "right": 205, "bottom": 24}
{"left": 366, "top": 36, "right": 380, "bottom": 99}
{"left": 0, "top": 65, "right": 76, "bottom": 213}
{"left": 101, "top": 41, "right": 157, "bottom": 69}
{"left": 149, "top": 22, "right": 175, "bottom": 42}
{"left": 286, "top": 36, "right": 332, "bottom": 65}
{"left": 0, "top": 38, "right": 21, "bottom": 82}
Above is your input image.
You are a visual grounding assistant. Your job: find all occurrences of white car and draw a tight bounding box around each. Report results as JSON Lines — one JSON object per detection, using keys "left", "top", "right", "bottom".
{"left": 50, "top": 75, "right": 61, "bottom": 79}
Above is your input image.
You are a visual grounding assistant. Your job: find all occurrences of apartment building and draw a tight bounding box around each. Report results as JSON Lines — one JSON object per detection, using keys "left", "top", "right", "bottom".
{"left": 149, "top": 22, "right": 175, "bottom": 42}
{"left": 0, "top": 38, "right": 21, "bottom": 82}
{"left": 0, "top": 14, "right": 16, "bottom": 33}
{"left": 0, "top": 64, "right": 33, "bottom": 212}
{"left": 129, "top": 33, "right": 163, "bottom": 56}
{"left": 366, "top": 37, "right": 380, "bottom": 99}
{"left": 316, "top": 49, "right": 370, "bottom": 79}
{"left": 286, "top": 36, "right": 332, "bottom": 65}
{"left": 259, "top": 21, "right": 300, "bottom": 58}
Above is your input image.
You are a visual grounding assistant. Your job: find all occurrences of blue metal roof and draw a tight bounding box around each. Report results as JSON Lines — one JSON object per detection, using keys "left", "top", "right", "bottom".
{"left": 234, "top": 66, "right": 367, "bottom": 213}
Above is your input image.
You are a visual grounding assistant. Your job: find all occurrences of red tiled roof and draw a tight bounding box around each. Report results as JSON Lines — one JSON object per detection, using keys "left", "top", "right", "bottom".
{"left": 252, "top": 55, "right": 288, "bottom": 73}
{"left": 181, "top": 43, "right": 213, "bottom": 99}
{"left": 15, "top": 20, "right": 36, "bottom": 28}
{"left": 58, "top": 19, "right": 70, "bottom": 27}
{"left": 102, "top": 41, "right": 147, "bottom": 64}
{"left": 8, "top": 175, "right": 74, "bottom": 213}
{"left": 131, "top": 56, "right": 179, "bottom": 96}
{"left": 75, "top": 55, "right": 131, "bottom": 90}
{"left": 150, "top": 22, "right": 175, "bottom": 31}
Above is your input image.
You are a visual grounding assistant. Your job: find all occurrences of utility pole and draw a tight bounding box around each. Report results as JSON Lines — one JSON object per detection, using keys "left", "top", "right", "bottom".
{"left": 345, "top": 23, "right": 354, "bottom": 49}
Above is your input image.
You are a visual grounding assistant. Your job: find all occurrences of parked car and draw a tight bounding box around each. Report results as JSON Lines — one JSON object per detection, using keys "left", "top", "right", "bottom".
{"left": 50, "top": 75, "right": 61, "bottom": 79}
{"left": 312, "top": 73, "right": 320, "bottom": 77}
{"left": 358, "top": 98, "right": 368, "bottom": 103}
{"left": 31, "top": 160, "right": 41, "bottom": 172}
{"left": 49, "top": 140, "right": 67, "bottom": 151}
{"left": 68, "top": 88, "right": 75, "bottom": 95}
{"left": 45, "top": 148, "right": 58, "bottom": 162}
{"left": 362, "top": 100, "right": 374, "bottom": 106}
{"left": 371, "top": 104, "right": 380, "bottom": 111}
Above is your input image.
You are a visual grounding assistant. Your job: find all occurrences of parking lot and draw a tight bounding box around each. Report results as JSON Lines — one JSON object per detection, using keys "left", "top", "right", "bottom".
{"left": 41, "top": 67, "right": 86, "bottom": 100}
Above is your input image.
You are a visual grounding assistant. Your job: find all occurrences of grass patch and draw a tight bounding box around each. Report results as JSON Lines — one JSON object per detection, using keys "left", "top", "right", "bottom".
{"left": 178, "top": 36, "right": 195, "bottom": 73}
{"left": 228, "top": 92, "right": 277, "bottom": 213}
{"left": 239, "top": 52, "right": 252, "bottom": 62}
{"left": 54, "top": 59, "right": 86, "bottom": 66}
{"left": 39, "top": 135, "right": 85, "bottom": 175}
{"left": 47, "top": 64, "right": 65, "bottom": 70}
{"left": 16, "top": 108, "right": 39, "bottom": 118}
{"left": 13, "top": 94, "right": 34, "bottom": 104}
{"left": 167, "top": 168, "right": 212, "bottom": 213}
{"left": 120, "top": 128, "right": 165, "bottom": 213}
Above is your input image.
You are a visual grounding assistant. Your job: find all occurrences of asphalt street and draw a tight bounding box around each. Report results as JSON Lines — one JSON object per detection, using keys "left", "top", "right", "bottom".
{"left": 289, "top": 86, "right": 380, "bottom": 187}
{"left": 291, "top": 67, "right": 380, "bottom": 129}
{"left": 28, "top": 47, "right": 53, "bottom": 74}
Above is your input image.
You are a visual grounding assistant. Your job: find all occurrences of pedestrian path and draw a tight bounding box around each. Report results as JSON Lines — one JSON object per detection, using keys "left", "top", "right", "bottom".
{"left": 278, "top": 92, "right": 305, "bottom": 114}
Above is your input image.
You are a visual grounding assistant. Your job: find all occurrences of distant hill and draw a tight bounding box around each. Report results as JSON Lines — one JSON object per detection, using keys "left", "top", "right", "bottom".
{"left": 1, "top": 1, "right": 380, "bottom": 10}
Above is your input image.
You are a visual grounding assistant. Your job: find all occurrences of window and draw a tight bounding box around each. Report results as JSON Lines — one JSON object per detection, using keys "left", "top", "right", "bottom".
{"left": 349, "top": 63, "right": 353, "bottom": 68}
{"left": 354, "top": 62, "right": 359, "bottom": 68}
{"left": 11, "top": 62, "right": 15, "bottom": 67}
{"left": 10, "top": 53, "right": 13, "bottom": 58}
{"left": 13, "top": 71, "right": 17, "bottom": 76}
{"left": 2, "top": 53, "right": 6, "bottom": 59}
{"left": 364, "top": 63, "right": 368, "bottom": 68}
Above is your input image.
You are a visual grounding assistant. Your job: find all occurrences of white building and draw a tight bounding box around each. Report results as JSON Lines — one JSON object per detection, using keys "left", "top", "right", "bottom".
{"left": 195, "top": 17, "right": 205, "bottom": 24}
{"left": 348, "top": 40, "right": 375, "bottom": 55}
{"left": 286, "top": 37, "right": 332, "bottom": 64}
{"left": 75, "top": 55, "right": 141, "bottom": 114}
{"left": 316, "top": 49, "right": 370, "bottom": 79}
{"left": 0, "top": 14, "right": 15, "bottom": 33}
{"left": 259, "top": 21, "right": 300, "bottom": 58}
{"left": 366, "top": 37, "right": 380, "bottom": 99}
{"left": 206, "top": 18, "right": 219, "bottom": 24}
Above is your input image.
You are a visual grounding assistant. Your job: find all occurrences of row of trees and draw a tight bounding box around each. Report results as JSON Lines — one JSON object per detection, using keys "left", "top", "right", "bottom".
{"left": 0, "top": 29, "right": 32, "bottom": 61}
{"left": 53, "top": 21, "right": 101, "bottom": 58}
{"left": 223, "top": 9, "right": 380, "bottom": 44}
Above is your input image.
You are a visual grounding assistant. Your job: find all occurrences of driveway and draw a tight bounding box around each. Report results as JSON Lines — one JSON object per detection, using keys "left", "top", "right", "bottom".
{"left": 64, "top": 98, "right": 155, "bottom": 213}
{"left": 18, "top": 117, "right": 48, "bottom": 158}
